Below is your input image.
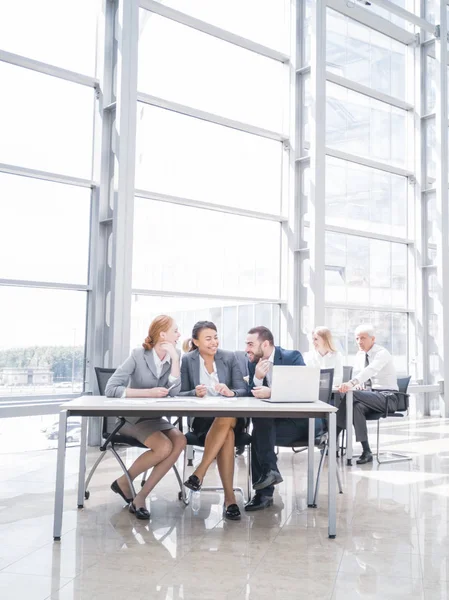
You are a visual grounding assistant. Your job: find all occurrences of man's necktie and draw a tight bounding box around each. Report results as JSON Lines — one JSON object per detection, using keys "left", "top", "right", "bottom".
{"left": 365, "top": 353, "right": 372, "bottom": 391}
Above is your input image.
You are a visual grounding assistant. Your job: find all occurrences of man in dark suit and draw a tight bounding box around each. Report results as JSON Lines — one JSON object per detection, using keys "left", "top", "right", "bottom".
{"left": 244, "top": 326, "right": 311, "bottom": 511}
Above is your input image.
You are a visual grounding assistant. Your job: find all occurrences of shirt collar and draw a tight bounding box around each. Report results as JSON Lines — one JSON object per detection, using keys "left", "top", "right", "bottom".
{"left": 199, "top": 355, "right": 217, "bottom": 373}
{"left": 152, "top": 349, "right": 171, "bottom": 367}
{"left": 267, "top": 348, "right": 275, "bottom": 364}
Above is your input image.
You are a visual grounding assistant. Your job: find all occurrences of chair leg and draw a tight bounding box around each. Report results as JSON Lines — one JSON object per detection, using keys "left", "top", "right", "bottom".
{"left": 336, "top": 463, "right": 343, "bottom": 494}
{"left": 292, "top": 447, "right": 307, "bottom": 454}
{"left": 141, "top": 470, "right": 148, "bottom": 487}
{"left": 84, "top": 450, "right": 107, "bottom": 497}
{"left": 182, "top": 446, "right": 190, "bottom": 506}
{"left": 246, "top": 444, "right": 252, "bottom": 503}
{"left": 375, "top": 419, "right": 412, "bottom": 464}
{"left": 110, "top": 446, "right": 137, "bottom": 499}
{"left": 186, "top": 443, "right": 194, "bottom": 466}
{"left": 312, "top": 445, "right": 326, "bottom": 507}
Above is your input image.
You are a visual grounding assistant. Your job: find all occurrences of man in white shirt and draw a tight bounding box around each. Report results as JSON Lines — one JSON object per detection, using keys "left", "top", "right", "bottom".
{"left": 338, "top": 324, "right": 399, "bottom": 465}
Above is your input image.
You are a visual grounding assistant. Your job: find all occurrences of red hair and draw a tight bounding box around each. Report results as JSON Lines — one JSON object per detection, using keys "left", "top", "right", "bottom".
{"left": 142, "top": 315, "right": 174, "bottom": 351}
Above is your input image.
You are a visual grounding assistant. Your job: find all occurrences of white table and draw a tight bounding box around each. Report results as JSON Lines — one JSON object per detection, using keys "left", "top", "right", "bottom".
{"left": 53, "top": 396, "right": 338, "bottom": 540}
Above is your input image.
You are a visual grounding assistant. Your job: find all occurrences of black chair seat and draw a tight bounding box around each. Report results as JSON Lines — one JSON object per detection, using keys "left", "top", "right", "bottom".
{"left": 366, "top": 411, "right": 405, "bottom": 421}
{"left": 106, "top": 433, "right": 147, "bottom": 448}
{"left": 185, "top": 431, "right": 252, "bottom": 448}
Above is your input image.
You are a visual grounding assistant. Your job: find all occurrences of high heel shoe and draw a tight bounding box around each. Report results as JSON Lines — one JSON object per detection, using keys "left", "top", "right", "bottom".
{"left": 223, "top": 503, "right": 241, "bottom": 520}
{"left": 184, "top": 474, "right": 202, "bottom": 492}
{"left": 129, "top": 502, "right": 150, "bottom": 520}
{"left": 111, "top": 479, "right": 132, "bottom": 504}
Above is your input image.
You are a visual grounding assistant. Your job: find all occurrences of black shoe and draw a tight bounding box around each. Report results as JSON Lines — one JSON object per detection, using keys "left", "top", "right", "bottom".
{"left": 244, "top": 495, "right": 274, "bottom": 512}
{"left": 235, "top": 445, "right": 245, "bottom": 456}
{"left": 111, "top": 479, "right": 132, "bottom": 504}
{"left": 184, "top": 474, "right": 202, "bottom": 491}
{"left": 129, "top": 502, "right": 150, "bottom": 520}
{"left": 356, "top": 451, "right": 373, "bottom": 465}
{"left": 253, "top": 470, "right": 283, "bottom": 491}
{"left": 223, "top": 503, "right": 241, "bottom": 520}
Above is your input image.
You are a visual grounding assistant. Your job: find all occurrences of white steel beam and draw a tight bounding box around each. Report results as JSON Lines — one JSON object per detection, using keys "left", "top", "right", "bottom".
{"left": 131, "top": 288, "right": 285, "bottom": 305}
{"left": 324, "top": 147, "right": 414, "bottom": 177}
{"left": 139, "top": 0, "right": 290, "bottom": 63}
{"left": 309, "top": 0, "right": 327, "bottom": 327}
{"left": 327, "top": 0, "right": 417, "bottom": 44}
{"left": 325, "top": 302, "right": 413, "bottom": 314}
{"left": 434, "top": 1, "right": 449, "bottom": 415}
{"left": 366, "top": 0, "right": 435, "bottom": 34}
{"left": 0, "top": 278, "right": 90, "bottom": 291}
{"left": 0, "top": 49, "right": 99, "bottom": 88}
{"left": 323, "top": 224, "right": 413, "bottom": 245}
{"left": 136, "top": 92, "right": 288, "bottom": 142}
{"left": 0, "top": 162, "right": 94, "bottom": 188}
{"left": 326, "top": 72, "right": 414, "bottom": 110}
{"left": 135, "top": 189, "right": 286, "bottom": 222}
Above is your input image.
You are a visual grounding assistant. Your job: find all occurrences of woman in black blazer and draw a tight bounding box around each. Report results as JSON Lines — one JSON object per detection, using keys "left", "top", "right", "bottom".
{"left": 180, "top": 321, "right": 247, "bottom": 520}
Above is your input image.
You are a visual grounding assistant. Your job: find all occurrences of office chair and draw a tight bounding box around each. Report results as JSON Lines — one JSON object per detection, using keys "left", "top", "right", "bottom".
{"left": 83, "top": 367, "right": 185, "bottom": 504}
{"left": 183, "top": 417, "right": 252, "bottom": 504}
{"left": 366, "top": 376, "right": 412, "bottom": 464}
{"left": 277, "top": 369, "right": 343, "bottom": 506}
{"left": 338, "top": 366, "right": 353, "bottom": 455}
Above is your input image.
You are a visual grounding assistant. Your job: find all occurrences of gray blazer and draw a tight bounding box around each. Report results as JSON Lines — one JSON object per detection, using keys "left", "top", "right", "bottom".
{"left": 105, "top": 347, "right": 181, "bottom": 424}
{"left": 180, "top": 349, "right": 247, "bottom": 397}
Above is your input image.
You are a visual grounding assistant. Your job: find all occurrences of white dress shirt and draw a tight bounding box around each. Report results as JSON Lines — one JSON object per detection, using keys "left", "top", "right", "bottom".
{"left": 352, "top": 344, "right": 398, "bottom": 391}
{"left": 305, "top": 349, "right": 343, "bottom": 386}
{"left": 253, "top": 347, "right": 276, "bottom": 388}
{"left": 199, "top": 356, "right": 220, "bottom": 395}
{"left": 122, "top": 349, "right": 177, "bottom": 397}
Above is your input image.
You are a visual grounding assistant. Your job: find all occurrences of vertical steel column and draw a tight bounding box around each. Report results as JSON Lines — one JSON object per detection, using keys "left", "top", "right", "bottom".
{"left": 281, "top": 0, "right": 298, "bottom": 349}
{"left": 309, "top": 0, "right": 326, "bottom": 327}
{"left": 434, "top": 1, "right": 449, "bottom": 416}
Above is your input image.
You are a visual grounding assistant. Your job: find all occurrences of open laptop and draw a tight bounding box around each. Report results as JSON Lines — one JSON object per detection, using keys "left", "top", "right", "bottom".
{"left": 263, "top": 366, "right": 320, "bottom": 403}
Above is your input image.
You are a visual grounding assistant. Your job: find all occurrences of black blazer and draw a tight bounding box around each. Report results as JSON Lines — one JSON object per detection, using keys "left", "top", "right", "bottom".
{"left": 180, "top": 349, "right": 247, "bottom": 397}
{"left": 248, "top": 346, "right": 305, "bottom": 389}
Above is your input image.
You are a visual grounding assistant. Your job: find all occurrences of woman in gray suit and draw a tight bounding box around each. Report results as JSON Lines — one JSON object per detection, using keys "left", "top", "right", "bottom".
{"left": 105, "top": 315, "right": 187, "bottom": 520}
{"left": 181, "top": 321, "right": 247, "bottom": 520}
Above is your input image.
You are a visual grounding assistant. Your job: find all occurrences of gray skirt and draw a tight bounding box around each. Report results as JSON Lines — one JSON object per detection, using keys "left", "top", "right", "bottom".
{"left": 119, "top": 417, "right": 175, "bottom": 445}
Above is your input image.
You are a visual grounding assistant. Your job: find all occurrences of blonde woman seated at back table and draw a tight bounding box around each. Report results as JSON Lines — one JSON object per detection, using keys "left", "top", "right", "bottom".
{"left": 105, "top": 315, "right": 187, "bottom": 520}
{"left": 305, "top": 326, "right": 343, "bottom": 387}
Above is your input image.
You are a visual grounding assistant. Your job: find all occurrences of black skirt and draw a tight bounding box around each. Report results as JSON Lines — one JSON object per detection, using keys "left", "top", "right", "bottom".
{"left": 192, "top": 417, "right": 247, "bottom": 444}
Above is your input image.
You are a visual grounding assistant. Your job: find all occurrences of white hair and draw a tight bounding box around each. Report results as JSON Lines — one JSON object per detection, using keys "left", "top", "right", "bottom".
{"left": 355, "top": 324, "right": 375, "bottom": 337}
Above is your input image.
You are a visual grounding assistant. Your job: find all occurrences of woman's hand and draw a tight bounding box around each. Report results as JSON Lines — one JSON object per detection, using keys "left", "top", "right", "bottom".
{"left": 195, "top": 384, "right": 208, "bottom": 398}
{"left": 148, "top": 387, "right": 170, "bottom": 398}
{"left": 215, "top": 383, "right": 235, "bottom": 397}
{"left": 160, "top": 342, "right": 179, "bottom": 362}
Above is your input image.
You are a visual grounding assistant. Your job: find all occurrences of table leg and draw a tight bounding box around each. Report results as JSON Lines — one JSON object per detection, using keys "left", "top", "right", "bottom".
{"left": 307, "top": 418, "right": 315, "bottom": 507}
{"left": 53, "top": 410, "right": 68, "bottom": 541}
{"left": 77, "top": 417, "right": 88, "bottom": 508}
{"left": 346, "top": 390, "right": 353, "bottom": 466}
{"left": 328, "top": 411, "right": 337, "bottom": 539}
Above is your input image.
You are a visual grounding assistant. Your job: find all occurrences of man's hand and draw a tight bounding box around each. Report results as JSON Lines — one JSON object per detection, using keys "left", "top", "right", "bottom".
{"left": 195, "top": 384, "right": 208, "bottom": 398}
{"left": 215, "top": 383, "right": 235, "bottom": 397}
{"left": 251, "top": 386, "right": 271, "bottom": 399}
{"left": 339, "top": 381, "right": 354, "bottom": 393}
{"left": 255, "top": 359, "right": 271, "bottom": 381}
{"left": 148, "top": 387, "right": 170, "bottom": 398}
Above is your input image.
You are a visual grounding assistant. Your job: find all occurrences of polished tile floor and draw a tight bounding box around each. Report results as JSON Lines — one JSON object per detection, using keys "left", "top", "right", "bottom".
{"left": 1, "top": 417, "right": 449, "bottom": 599}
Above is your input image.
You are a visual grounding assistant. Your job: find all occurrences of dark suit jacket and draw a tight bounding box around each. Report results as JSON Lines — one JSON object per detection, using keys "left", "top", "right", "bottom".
{"left": 180, "top": 349, "right": 247, "bottom": 397}
{"left": 248, "top": 346, "right": 305, "bottom": 389}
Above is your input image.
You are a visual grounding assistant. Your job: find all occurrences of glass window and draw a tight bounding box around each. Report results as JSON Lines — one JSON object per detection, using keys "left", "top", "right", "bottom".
{"left": 149, "top": 0, "right": 290, "bottom": 53}
{"left": 325, "top": 307, "right": 408, "bottom": 374}
{"left": 0, "top": 63, "right": 94, "bottom": 179}
{"left": 0, "top": 0, "right": 98, "bottom": 76}
{"left": 327, "top": 9, "right": 406, "bottom": 100}
{"left": 427, "top": 191, "right": 438, "bottom": 246}
{"left": 426, "top": 55, "right": 436, "bottom": 113}
{"left": 366, "top": 0, "right": 407, "bottom": 29}
{"left": 133, "top": 198, "right": 281, "bottom": 299}
{"left": 135, "top": 104, "right": 283, "bottom": 213}
{"left": 326, "top": 82, "right": 407, "bottom": 168}
{"left": 325, "top": 232, "right": 407, "bottom": 308}
{"left": 0, "top": 287, "right": 87, "bottom": 397}
{"left": 130, "top": 294, "right": 280, "bottom": 352}
{"left": 0, "top": 174, "right": 90, "bottom": 284}
{"left": 326, "top": 157, "right": 407, "bottom": 237}
{"left": 138, "top": 12, "right": 286, "bottom": 132}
